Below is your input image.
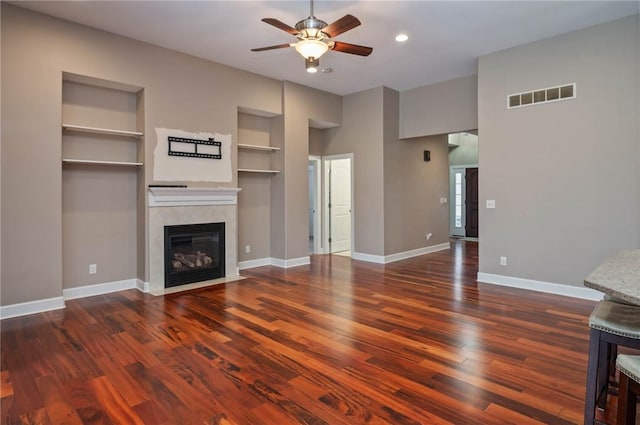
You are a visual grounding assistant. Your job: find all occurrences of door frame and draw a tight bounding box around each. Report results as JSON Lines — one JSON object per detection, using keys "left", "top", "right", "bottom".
{"left": 308, "top": 156, "right": 322, "bottom": 254}
{"left": 464, "top": 166, "right": 479, "bottom": 238}
{"left": 449, "top": 164, "right": 478, "bottom": 237}
{"left": 322, "top": 153, "right": 354, "bottom": 255}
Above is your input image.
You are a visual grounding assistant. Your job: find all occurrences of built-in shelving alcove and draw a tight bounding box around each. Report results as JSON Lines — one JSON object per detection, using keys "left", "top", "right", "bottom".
{"left": 236, "top": 107, "right": 281, "bottom": 264}
{"left": 61, "top": 72, "right": 145, "bottom": 291}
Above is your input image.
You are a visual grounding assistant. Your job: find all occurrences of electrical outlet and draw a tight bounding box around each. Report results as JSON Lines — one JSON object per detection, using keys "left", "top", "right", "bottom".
{"left": 500, "top": 256, "right": 507, "bottom": 266}
{"left": 486, "top": 200, "right": 496, "bottom": 209}
{"left": 245, "top": 245, "right": 251, "bottom": 253}
{"left": 426, "top": 232, "right": 432, "bottom": 240}
{"left": 89, "top": 264, "right": 97, "bottom": 274}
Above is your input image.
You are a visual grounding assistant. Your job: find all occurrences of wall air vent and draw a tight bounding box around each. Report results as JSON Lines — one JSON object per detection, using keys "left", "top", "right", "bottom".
{"left": 507, "top": 83, "right": 576, "bottom": 109}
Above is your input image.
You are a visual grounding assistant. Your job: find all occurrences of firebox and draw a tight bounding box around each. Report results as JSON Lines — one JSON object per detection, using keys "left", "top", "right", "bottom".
{"left": 164, "top": 222, "right": 225, "bottom": 288}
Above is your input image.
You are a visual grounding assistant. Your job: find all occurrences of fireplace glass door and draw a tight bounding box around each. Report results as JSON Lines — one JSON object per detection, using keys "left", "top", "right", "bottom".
{"left": 164, "top": 222, "right": 225, "bottom": 288}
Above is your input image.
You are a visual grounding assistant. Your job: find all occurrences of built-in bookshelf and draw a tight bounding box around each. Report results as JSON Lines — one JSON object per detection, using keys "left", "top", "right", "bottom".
{"left": 237, "top": 109, "right": 281, "bottom": 263}
{"left": 61, "top": 74, "right": 145, "bottom": 291}
{"left": 237, "top": 114, "right": 280, "bottom": 174}
{"left": 62, "top": 124, "right": 143, "bottom": 167}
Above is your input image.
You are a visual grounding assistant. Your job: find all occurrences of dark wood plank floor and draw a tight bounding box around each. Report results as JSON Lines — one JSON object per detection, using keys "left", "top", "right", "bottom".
{"left": 0, "top": 240, "right": 633, "bottom": 424}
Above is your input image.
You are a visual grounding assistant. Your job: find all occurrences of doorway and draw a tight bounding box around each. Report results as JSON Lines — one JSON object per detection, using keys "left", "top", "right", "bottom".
{"left": 323, "top": 154, "right": 353, "bottom": 255}
{"left": 308, "top": 156, "right": 321, "bottom": 254}
{"left": 450, "top": 167, "right": 466, "bottom": 237}
{"left": 465, "top": 167, "right": 479, "bottom": 238}
{"left": 449, "top": 166, "right": 478, "bottom": 239}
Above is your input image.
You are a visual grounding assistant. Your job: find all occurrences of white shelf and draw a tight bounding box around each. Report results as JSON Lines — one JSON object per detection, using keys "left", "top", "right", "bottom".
{"left": 62, "top": 158, "right": 143, "bottom": 167}
{"left": 62, "top": 124, "right": 143, "bottom": 138}
{"left": 237, "top": 143, "right": 279, "bottom": 152}
{"left": 238, "top": 168, "right": 280, "bottom": 174}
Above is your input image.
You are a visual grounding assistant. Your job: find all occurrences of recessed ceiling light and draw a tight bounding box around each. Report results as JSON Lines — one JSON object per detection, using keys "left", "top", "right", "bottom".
{"left": 395, "top": 33, "right": 409, "bottom": 42}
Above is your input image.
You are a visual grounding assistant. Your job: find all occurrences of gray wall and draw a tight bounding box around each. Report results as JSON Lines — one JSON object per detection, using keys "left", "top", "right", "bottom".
{"left": 478, "top": 15, "right": 639, "bottom": 286}
{"left": 1, "top": 4, "right": 282, "bottom": 305}
{"left": 271, "top": 82, "right": 341, "bottom": 261}
{"left": 6, "top": 3, "right": 634, "bottom": 309}
{"left": 61, "top": 81, "right": 140, "bottom": 289}
{"left": 320, "top": 87, "right": 451, "bottom": 258}
{"left": 384, "top": 88, "right": 450, "bottom": 254}
{"left": 237, "top": 113, "right": 274, "bottom": 263}
{"left": 238, "top": 173, "right": 272, "bottom": 262}
{"left": 63, "top": 166, "right": 139, "bottom": 288}
{"left": 325, "top": 88, "right": 385, "bottom": 256}
{"left": 308, "top": 128, "right": 325, "bottom": 157}
{"left": 400, "top": 74, "right": 478, "bottom": 138}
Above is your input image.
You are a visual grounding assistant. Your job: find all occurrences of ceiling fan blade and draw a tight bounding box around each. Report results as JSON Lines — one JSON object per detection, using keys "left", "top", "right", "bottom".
{"left": 251, "top": 43, "right": 293, "bottom": 52}
{"left": 330, "top": 41, "right": 373, "bottom": 56}
{"left": 322, "top": 14, "right": 361, "bottom": 38}
{"left": 262, "top": 18, "right": 299, "bottom": 36}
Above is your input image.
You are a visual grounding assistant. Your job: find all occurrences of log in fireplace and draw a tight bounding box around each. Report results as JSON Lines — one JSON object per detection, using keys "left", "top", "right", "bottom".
{"left": 164, "top": 222, "right": 225, "bottom": 288}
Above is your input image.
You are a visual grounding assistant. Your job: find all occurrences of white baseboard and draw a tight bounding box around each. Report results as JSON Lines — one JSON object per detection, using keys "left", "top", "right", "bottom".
{"left": 63, "top": 278, "right": 138, "bottom": 300}
{"left": 271, "top": 256, "right": 310, "bottom": 268}
{"left": 136, "top": 279, "right": 150, "bottom": 293}
{"left": 352, "top": 242, "right": 451, "bottom": 265}
{"left": 238, "top": 256, "right": 311, "bottom": 270}
{"left": 242, "top": 245, "right": 451, "bottom": 269}
{"left": 476, "top": 272, "right": 603, "bottom": 301}
{"left": 238, "top": 257, "right": 273, "bottom": 270}
{"left": 384, "top": 242, "right": 451, "bottom": 263}
{"left": 0, "top": 296, "right": 65, "bottom": 320}
{"left": 351, "top": 252, "right": 385, "bottom": 264}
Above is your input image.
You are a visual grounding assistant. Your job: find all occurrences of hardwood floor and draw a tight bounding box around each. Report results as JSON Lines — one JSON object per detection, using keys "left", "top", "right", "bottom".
{"left": 0, "top": 240, "right": 632, "bottom": 424}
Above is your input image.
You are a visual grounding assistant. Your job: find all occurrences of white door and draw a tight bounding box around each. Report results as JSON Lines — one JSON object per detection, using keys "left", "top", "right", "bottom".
{"left": 450, "top": 167, "right": 466, "bottom": 237}
{"left": 329, "top": 158, "right": 351, "bottom": 253}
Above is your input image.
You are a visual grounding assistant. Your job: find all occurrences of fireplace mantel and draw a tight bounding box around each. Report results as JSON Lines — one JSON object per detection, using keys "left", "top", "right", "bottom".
{"left": 148, "top": 187, "right": 241, "bottom": 207}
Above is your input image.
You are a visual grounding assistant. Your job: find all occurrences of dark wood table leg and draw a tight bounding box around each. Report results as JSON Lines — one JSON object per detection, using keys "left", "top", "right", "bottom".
{"left": 585, "top": 328, "right": 601, "bottom": 425}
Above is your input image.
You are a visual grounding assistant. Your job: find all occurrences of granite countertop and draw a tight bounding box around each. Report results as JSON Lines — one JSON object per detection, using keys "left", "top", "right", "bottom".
{"left": 584, "top": 250, "right": 640, "bottom": 306}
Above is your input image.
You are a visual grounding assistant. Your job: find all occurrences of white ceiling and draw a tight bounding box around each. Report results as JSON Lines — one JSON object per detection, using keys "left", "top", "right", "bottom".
{"left": 12, "top": 1, "right": 640, "bottom": 96}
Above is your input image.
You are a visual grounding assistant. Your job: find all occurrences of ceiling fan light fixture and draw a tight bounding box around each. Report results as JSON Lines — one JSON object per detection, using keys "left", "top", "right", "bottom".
{"left": 305, "top": 57, "right": 319, "bottom": 73}
{"left": 253, "top": 1, "right": 373, "bottom": 68}
{"left": 295, "top": 39, "right": 329, "bottom": 59}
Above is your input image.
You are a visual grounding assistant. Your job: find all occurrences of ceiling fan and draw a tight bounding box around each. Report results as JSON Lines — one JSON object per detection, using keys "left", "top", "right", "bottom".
{"left": 251, "top": 0, "right": 373, "bottom": 73}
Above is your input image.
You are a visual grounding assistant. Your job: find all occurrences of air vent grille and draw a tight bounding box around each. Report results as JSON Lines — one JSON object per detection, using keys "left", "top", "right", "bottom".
{"left": 508, "top": 83, "right": 576, "bottom": 109}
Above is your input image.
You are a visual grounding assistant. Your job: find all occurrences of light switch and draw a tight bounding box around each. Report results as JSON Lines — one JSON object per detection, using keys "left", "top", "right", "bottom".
{"left": 486, "top": 200, "right": 496, "bottom": 209}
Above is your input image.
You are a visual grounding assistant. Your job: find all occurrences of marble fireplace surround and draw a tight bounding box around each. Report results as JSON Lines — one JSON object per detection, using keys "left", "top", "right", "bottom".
{"left": 148, "top": 187, "right": 241, "bottom": 295}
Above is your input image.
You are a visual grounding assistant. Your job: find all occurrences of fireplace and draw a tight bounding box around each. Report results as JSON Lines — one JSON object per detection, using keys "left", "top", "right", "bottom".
{"left": 164, "top": 222, "right": 225, "bottom": 288}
